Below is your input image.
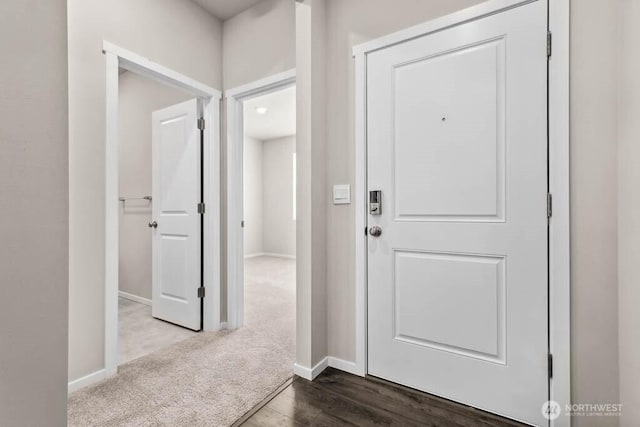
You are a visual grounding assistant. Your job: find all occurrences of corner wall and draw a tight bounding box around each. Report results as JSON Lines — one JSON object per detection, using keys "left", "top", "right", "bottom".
{"left": 295, "top": 0, "right": 328, "bottom": 370}
{"left": 0, "top": 0, "right": 69, "bottom": 424}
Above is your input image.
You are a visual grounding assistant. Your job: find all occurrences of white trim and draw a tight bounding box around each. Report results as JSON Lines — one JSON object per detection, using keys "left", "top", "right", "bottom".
{"left": 292, "top": 357, "right": 359, "bottom": 381}
{"left": 225, "top": 69, "right": 297, "bottom": 99}
{"left": 328, "top": 357, "right": 360, "bottom": 376}
{"left": 103, "top": 42, "right": 222, "bottom": 377}
{"left": 226, "top": 69, "right": 296, "bottom": 330}
{"left": 354, "top": 53, "right": 367, "bottom": 377}
{"left": 294, "top": 357, "right": 329, "bottom": 381}
{"left": 118, "top": 291, "right": 152, "bottom": 306}
{"left": 244, "top": 252, "right": 296, "bottom": 260}
{"left": 548, "top": 0, "right": 571, "bottom": 426}
{"left": 353, "top": 0, "right": 571, "bottom": 424}
{"left": 102, "top": 42, "right": 220, "bottom": 99}
{"left": 244, "top": 253, "right": 266, "bottom": 259}
{"left": 352, "top": 0, "right": 535, "bottom": 57}
{"left": 202, "top": 96, "right": 221, "bottom": 332}
{"left": 104, "top": 51, "right": 119, "bottom": 377}
{"left": 68, "top": 369, "right": 106, "bottom": 394}
{"left": 262, "top": 252, "right": 296, "bottom": 260}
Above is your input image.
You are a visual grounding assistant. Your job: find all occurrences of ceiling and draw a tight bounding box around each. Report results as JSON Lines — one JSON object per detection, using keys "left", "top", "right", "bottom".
{"left": 244, "top": 86, "right": 296, "bottom": 141}
{"left": 191, "top": 0, "right": 265, "bottom": 20}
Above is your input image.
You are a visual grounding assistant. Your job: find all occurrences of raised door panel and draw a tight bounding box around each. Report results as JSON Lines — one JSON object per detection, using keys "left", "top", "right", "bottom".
{"left": 393, "top": 250, "right": 505, "bottom": 362}
{"left": 393, "top": 39, "right": 505, "bottom": 222}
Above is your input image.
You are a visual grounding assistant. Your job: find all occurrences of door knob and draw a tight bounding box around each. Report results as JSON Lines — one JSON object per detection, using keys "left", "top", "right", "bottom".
{"left": 148, "top": 221, "right": 158, "bottom": 228}
{"left": 369, "top": 226, "right": 382, "bottom": 237}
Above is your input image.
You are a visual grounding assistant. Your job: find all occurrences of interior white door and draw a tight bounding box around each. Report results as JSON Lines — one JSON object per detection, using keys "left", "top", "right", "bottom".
{"left": 367, "top": 2, "right": 548, "bottom": 425}
{"left": 151, "top": 98, "right": 202, "bottom": 331}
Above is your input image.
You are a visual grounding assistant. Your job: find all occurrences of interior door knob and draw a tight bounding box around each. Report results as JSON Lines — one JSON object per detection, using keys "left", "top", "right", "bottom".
{"left": 369, "top": 226, "right": 382, "bottom": 237}
{"left": 148, "top": 221, "right": 158, "bottom": 229}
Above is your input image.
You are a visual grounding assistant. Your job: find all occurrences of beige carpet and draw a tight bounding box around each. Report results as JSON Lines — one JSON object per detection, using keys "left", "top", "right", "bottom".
{"left": 68, "top": 256, "right": 296, "bottom": 426}
{"left": 118, "top": 297, "right": 198, "bottom": 365}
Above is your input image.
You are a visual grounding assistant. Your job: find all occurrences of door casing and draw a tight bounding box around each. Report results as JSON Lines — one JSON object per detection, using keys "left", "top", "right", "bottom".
{"left": 225, "top": 69, "right": 296, "bottom": 330}
{"left": 352, "top": 0, "right": 570, "bottom": 425}
{"left": 102, "top": 42, "right": 221, "bottom": 378}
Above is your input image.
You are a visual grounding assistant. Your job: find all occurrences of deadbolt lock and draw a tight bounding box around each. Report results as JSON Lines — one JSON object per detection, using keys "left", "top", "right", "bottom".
{"left": 370, "top": 190, "right": 382, "bottom": 215}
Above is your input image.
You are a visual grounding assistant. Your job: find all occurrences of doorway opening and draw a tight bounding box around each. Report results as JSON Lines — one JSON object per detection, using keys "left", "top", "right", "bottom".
{"left": 241, "top": 85, "right": 297, "bottom": 344}
{"left": 117, "top": 71, "right": 203, "bottom": 365}
{"left": 102, "top": 42, "right": 221, "bottom": 378}
{"left": 225, "top": 69, "right": 296, "bottom": 330}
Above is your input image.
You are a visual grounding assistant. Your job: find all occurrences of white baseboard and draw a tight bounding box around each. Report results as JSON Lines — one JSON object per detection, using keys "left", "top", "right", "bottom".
{"left": 68, "top": 369, "right": 106, "bottom": 394}
{"left": 244, "top": 253, "right": 265, "bottom": 259}
{"left": 293, "top": 357, "right": 329, "bottom": 381}
{"left": 119, "top": 290, "right": 152, "bottom": 306}
{"left": 245, "top": 252, "right": 296, "bottom": 260}
{"left": 328, "top": 357, "right": 363, "bottom": 376}
{"left": 262, "top": 252, "right": 296, "bottom": 260}
{"left": 294, "top": 356, "right": 363, "bottom": 382}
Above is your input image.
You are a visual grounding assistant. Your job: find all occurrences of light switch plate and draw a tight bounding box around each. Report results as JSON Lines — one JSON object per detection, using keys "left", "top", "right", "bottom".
{"left": 333, "top": 184, "right": 351, "bottom": 205}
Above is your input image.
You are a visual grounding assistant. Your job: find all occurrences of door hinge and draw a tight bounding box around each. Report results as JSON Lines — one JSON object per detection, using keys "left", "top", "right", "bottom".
{"left": 547, "top": 31, "right": 552, "bottom": 58}
{"left": 198, "top": 286, "right": 205, "bottom": 298}
{"left": 365, "top": 226, "right": 368, "bottom": 236}
{"left": 548, "top": 353, "right": 553, "bottom": 378}
{"left": 241, "top": 220, "right": 245, "bottom": 228}
{"left": 547, "top": 193, "right": 553, "bottom": 220}
{"left": 198, "top": 203, "right": 206, "bottom": 214}
{"left": 197, "top": 117, "right": 205, "bottom": 130}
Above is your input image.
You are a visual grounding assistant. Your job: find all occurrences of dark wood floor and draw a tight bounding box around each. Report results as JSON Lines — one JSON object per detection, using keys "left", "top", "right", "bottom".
{"left": 236, "top": 368, "right": 526, "bottom": 426}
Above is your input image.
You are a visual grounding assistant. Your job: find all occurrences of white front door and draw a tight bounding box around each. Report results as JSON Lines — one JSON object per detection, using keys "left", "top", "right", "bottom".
{"left": 151, "top": 99, "right": 202, "bottom": 331}
{"left": 366, "top": 1, "right": 548, "bottom": 425}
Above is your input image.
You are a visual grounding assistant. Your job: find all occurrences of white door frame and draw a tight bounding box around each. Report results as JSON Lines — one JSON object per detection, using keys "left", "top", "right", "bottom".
{"left": 225, "top": 69, "right": 296, "bottom": 329}
{"left": 103, "top": 42, "right": 222, "bottom": 376}
{"left": 352, "top": 0, "right": 570, "bottom": 425}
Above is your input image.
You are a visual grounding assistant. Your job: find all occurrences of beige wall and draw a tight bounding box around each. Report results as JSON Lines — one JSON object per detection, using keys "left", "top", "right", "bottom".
{"left": 243, "top": 135, "right": 297, "bottom": 258}
{"left": 0, "top": 0, "right": 69, "bottom": 424}
{"left": 571, "top": 1, "right": 620, "bottom": 425}
{"left": 618, "top": 0, "right": 640, "bottom": 425}
{"left": 118, "top": 72, "right": 192, "bottom": 300}
{"left": 68, "top": 0, "right": 222, "bottom": 382}
{"left": 263, "top": 136, "right": 297, "bottom": 257}
{"left": 244, "top": 136, "right": 264, "bottom": 255}
{"left": 222, "top": 0, "right": 295, "bottom": 90}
